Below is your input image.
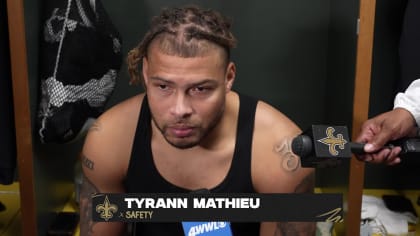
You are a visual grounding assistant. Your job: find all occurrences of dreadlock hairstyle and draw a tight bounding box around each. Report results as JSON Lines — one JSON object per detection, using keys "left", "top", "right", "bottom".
{"left": 127, "top": 5, "right": 237, "bottom": 85}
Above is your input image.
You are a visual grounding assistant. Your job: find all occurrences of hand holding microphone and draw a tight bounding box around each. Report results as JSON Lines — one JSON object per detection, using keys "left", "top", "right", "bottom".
{"left": 292, "top": 125, "right": 420, "bottom": 168}
{"left": 355, "top": 108, "right": 419, "bottom": 165}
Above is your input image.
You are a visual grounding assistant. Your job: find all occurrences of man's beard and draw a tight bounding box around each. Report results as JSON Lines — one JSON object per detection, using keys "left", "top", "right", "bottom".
{"left": 151, "top": 110, "right": 224, "bottom": 149}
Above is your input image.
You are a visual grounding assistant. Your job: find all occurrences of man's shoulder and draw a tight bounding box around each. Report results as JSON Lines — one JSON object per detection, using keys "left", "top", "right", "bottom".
{"left": 230, "top": 93, "right": 300, "bottom": 136}
{"left": 82, "top": 93, "right": 145, "bottom": 169}
{"left": 101, "top": 93, "right": 144, "bottom": 122}
{"left": 250, "top": 99, "right": 313, "bottom": 193}
{"left": 251, "top": 99, "right": 301, "bottom": 164}
{"left": 254, "top": 100, "right": 300, "bottom": 134}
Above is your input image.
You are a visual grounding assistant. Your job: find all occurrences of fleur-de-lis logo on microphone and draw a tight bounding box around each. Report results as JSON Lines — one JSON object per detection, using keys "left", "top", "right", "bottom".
{"left": 96, "top": 195, "right": 118, "bottom": 221}
{"left": 317, "top": 127, "right": 347, "bottom": 156}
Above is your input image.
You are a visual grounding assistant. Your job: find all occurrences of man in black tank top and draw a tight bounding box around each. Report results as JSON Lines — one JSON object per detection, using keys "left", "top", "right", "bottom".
{"left": 79, "top": 5, "right": 315, "bottom": 236}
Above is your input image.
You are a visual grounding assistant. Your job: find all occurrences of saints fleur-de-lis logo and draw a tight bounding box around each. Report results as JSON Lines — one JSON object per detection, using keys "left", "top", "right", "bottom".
{"left": 317, "top": 127, "right": 347, "bottom": 156}
{"left": 96, "top": 195, "right": 118, "bottom": 221}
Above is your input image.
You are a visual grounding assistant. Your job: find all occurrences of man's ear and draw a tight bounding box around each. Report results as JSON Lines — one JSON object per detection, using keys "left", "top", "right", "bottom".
{"left": 225, "top": 62, "right": 236, "bottom": 92}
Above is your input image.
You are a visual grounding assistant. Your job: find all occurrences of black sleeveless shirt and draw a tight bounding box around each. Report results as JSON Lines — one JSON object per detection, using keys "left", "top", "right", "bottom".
{"left": 124, "top": 93, "right": 260, "bottom": 236}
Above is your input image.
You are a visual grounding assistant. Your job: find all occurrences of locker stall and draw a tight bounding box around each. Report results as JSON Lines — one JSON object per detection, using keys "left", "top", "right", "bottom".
{"left": 6, "top": 0, "right": 403, "bottom": 235}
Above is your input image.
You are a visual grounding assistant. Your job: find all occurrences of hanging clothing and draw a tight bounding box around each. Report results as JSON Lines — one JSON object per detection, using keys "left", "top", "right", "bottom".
{"left": 38, "top": 0, "right": 122, "bottom": 143}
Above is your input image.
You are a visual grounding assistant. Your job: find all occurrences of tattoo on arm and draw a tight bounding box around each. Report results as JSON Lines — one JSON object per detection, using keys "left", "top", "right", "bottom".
{"left": 80, "top": 172, "right": 99, "bottom": 236}
{"left": 272, "top": 151, "right": 316, "bottom": 235}
{"left": 274, "top": 139, "right": 300, "bottom": 172}
{"left": 82, "top": 155, "right": 95, "bottom": 170}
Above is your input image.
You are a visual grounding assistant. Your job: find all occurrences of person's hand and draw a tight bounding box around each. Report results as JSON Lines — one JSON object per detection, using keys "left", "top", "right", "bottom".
{"left": 355, "top": 108, "right": 417, "bottom": 165}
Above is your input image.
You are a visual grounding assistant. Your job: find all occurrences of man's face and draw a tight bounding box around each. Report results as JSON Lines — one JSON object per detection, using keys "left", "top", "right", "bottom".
{"left": 142, "top": 44, "right": 235, "bottom": 149}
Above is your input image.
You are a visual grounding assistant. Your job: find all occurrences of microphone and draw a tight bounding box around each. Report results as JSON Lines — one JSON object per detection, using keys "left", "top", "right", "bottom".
{"left": 349, "top": 138, "right": 420, "bottom": 157}
{"left": 182, "top": 189, "right": 233, "bottom": 236}
{"left": 291, "top": 125, "right": 352, "bottom": 167}
{"left": 291, "top": 125, "right": 420, "bottom": 167}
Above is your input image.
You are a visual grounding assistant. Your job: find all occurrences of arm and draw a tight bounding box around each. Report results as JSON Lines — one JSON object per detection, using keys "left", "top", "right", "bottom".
{"left": 273, "top": 173, "right": 316, "bottom": 236}
{"left": 79, "top": 95, "right": 141, "bottom": 236}
{"left": 355, "top": 79, "right": 420, "bottom": 165}
{"left": 252, "top": 101, "right": 316, "bottom": 236}
{"left": 79, "top": 121, "right": 127, "bottom": 236}
{"left": 271, "top": 141, "right": 316, "bottom": 236}
{"left": 394, "top": 78, "right": 420, "bottom": 126}
{"left": 79, "top": 157, "right": 127, "bottom": 236}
